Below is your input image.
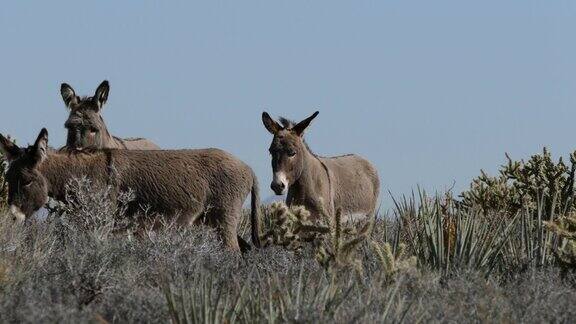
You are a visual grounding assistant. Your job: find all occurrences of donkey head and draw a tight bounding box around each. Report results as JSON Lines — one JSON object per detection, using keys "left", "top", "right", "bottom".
{"left": 60, "top": 80, "right": 111, "bottom": 150}
{"left": 262, "top": 111, "right": 319, "bottom": 195}
{"left": 0, "top": 129, "right": 50, "bottom": 221}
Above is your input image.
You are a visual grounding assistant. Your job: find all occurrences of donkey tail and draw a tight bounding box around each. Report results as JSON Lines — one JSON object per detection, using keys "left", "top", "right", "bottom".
{"left": 250, "top": 171, "right": 262, "bottom": 248}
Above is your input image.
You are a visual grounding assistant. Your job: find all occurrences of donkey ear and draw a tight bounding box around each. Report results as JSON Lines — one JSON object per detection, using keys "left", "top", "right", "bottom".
{"left": 0, "top": 133, "right": 22, "bottom": 162}
{"left": 94, "top": 80, "right": 110, "bottom": 110}
{"left": 262, "top": 112, "right": 282, "bottom": 135}
{"left": 292, "top": 111, "right": 319, "bottom": 136}
{"left": 32, "top": 128, "right": 49, "bottom": 165}
{"left": 60, "top": 83, "right": 78, "bottom": 109}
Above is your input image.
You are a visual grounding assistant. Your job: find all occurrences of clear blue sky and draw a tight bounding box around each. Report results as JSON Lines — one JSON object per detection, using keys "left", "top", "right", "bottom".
{"left": 1, "top": 1, "right": 575, "bottom": 208}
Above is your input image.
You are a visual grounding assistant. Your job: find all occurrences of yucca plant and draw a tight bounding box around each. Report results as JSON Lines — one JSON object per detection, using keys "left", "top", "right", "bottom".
{"left": 458, "top": 149, "right": 573, "bottom": 270}
{"left": 395, "top": 190, "right": 516, "bottom": 275}
{"left": 163, "top": 272, "right": 255, "bottom": 324}
{"left": 162, "top": 266, "right": 381, "bottom": 323}
{"left": 501, "top": 195, "right": 559, "bottom": 270}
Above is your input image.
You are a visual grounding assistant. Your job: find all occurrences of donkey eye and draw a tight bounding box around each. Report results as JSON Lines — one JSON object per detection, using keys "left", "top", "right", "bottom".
{"left": 287, "top": 151, "right": 296, "bottom": 157}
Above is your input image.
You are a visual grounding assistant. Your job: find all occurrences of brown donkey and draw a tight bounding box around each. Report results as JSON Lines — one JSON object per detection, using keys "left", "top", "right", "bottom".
{"left": 262, "top": 111, "right": 380, "bottom": 220}
{"left": 0, "top": 129, "right": 261, "bottom": 251}
{"left": 60, "top": 81, "right": 159, "bottom": 150}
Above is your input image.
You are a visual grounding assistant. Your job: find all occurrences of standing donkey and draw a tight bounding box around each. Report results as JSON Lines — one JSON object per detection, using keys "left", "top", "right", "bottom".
{"left": 60, "top": 80, "right": 159, "bottom": 150}
{"left": 262, "top": 111, "right": 380, "bottom": 220}
{"left": 0, "top": 129, "right": 261, "bottom": 251}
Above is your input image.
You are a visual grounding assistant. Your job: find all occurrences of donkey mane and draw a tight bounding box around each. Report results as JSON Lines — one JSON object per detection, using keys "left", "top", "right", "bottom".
{"left": 279, "top": 116, "right": 354, "bottom": 160}
{"left": 278, "top": 117, "right": 295, "bottom": 129}
{"left": 279, "top": 117, "right": 317, "bottom": 157}
{"left": 56, "top": 146, "right": 117, "bottom": 155}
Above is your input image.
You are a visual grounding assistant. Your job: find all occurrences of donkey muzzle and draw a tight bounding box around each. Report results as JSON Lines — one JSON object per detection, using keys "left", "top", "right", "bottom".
{"left": 271, "top": 172, "right": 288, "bottom": 195}
{"left": 9, "top": 205, "right": 26, "bottom": 223}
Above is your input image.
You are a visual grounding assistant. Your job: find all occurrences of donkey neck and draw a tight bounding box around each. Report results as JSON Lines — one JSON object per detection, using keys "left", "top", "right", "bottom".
{"left": 94, "top": 115, "right": 124, "bottom": 149}
{"left": 288, "top": 148, "right": 331, "bottom": 207}
{"left": 100, "top": 125, "right": 125, "bottom": 149}
{"left": 38, "top": 152, "right": 111, "bottom": 201}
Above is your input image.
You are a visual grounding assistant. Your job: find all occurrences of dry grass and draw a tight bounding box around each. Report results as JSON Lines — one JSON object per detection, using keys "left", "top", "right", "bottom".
{"left": 0, "top": 193, "right": 575, "bottom": 323}
{"left": 1, "top": 207, "right": 575, "bottom": 323}
{"left": 1, "top": 148, "right": 576, "bottom": 322}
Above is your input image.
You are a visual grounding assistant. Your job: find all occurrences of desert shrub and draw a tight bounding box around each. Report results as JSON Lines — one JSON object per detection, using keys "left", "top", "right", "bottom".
{"left": 51, "top": 177, "right": 137, "bottom": 241}
{"left": 370, "top": 241, "right": 417, "bottom": 282}
{"left": 396, "top": 187, "right": 567, "bottom": 274}
{"left": 500, "top": 206, "right": 559, "bottom": 270}
{"left": 460, "top": 148, "right": 576, "bottom": 219}
{"left": 2, "top": 192, "right": 576, "bottom": 323}
{"left": 2, "top": 150, "right": 576, "bottom": 322}
{"left": 456, "top": 148, "right": 575, "bottom": 269}
{"left": 544, "top": 213, "right": 576, "bottom": 269}
{"left": 260, "top": 202, "right": 327, "bottom": 251}
{"left": 0, "top": 185, "right": 238, "bottom": 323}
{"left": 260, "top": 202, "right": 394, "bottom": 278}
{"left": 162, "top": 249, "right": 421, "bottom": 323}
{"left": 395, "top": 191, "right": 516, "bottom": 275}
{"left": 0, "top": 149, "right": 8, "bottom": 211}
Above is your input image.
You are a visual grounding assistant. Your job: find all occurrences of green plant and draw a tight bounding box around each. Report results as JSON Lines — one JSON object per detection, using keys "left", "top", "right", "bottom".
{"left": 0, "top": 147, "right": 8, "bottom": 210}
{"left": 501, "top": 200, "right": 559, "bottom": 270}
{"left": 544, "top": 213, "right": 576, "bottom": 269}
{"left": 460, "top": 148, "right": 576, "bottom": 219}
{"left": 314, "top": 208, "right": 373, "bottom": 275}
{"left": 396, "top": 191, "right": 516, "bottom": 275}
{"left": 370, "top": 241, "right": 417, "bottom": 282}
{"left": 162, "top": 272, "right": 254, "bottom": 324}
{"left": 57, "top": 177, "right": 135, "bottom": 241}
{"left": 262, "top": 202, "right": 373, "bottom": 275}
{"left": 260, "top": 202, "right": 330, "bottom": 252}
{"left": 457, "top": 148, "right": 575, "bottom": 270}
{"left": 162, "top": 265, "right": 391, "bottom": 323}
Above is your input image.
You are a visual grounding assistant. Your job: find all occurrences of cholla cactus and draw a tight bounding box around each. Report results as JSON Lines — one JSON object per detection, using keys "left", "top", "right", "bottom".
{"left": 315, "top": 208, "right": 373, "bottom": 274}
{"left": 263, "top": 202, "right": 372, "bottom": 274}
{"left": 544, "top": 214, "right": 576, "bottom": 268}
{"left": 460, "top": 148, "right": 576, "bottom": 219}
{"left": 261, "top": 202, "right": 330, "bottom": 251}
{"left": 370, "top": 242, "right": 417, "bottom": 280}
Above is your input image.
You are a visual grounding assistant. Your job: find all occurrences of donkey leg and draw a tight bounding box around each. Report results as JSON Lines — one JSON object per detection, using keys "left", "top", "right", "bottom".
{"left": 212, "top": 205, "right": 243, "bottom": 252}
{"left": 215, "top": 219, "right": 240, "bottom": 251}
{"left": 238, "top": 236, "right": 252, "bottom": 253}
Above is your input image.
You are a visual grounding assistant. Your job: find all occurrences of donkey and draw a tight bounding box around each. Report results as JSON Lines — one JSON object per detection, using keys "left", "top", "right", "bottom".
{"left": 262, "top": 111, "right": 380, "bottom": 220}
{"left": 60, "top": 80, "right": 159, "bottom": 150}
{"left": 0, "top": 129, "right": 261, "bottom": 251}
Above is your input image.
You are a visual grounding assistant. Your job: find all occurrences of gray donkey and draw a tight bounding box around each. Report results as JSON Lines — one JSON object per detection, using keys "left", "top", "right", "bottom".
{"left": 0, "top": 129, "right": 261, "bottom": 251}
{"left": 60, "top": 81, "right": 159, "bottom": 150}
{"left": 262, "top": 111, "right": 380, "bottom": 220}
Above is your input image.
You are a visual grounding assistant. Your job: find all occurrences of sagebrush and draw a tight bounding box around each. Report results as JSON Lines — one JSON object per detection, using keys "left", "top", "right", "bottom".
{"left": 0, "top": 149, "right": 7, "bottom": 211}
{"left": 1, "top": 148, "right": 576, "bottom": 322}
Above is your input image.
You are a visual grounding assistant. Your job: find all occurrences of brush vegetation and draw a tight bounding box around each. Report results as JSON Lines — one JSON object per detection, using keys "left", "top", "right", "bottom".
{"left": 1, "top": 148, "right": 576, "bottom": 323}
{"left": 1, "top": 149, "right": 8, "bottom": 210}
{"left": 460, "top": 148, "right": 576, "bottom": 217}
